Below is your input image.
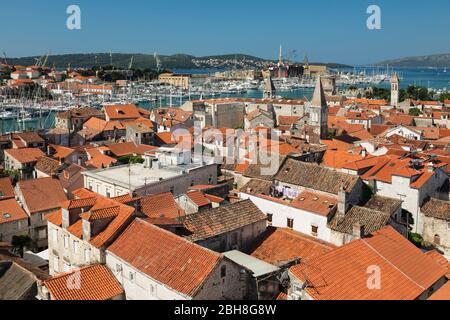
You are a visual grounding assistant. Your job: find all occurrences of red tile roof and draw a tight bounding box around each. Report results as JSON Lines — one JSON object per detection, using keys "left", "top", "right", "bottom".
{"left": 250, "top": 228, "right": 335, "bottom": 266}
{"left": 43, "top": 264, "right": 123, "bottom": 300}
{"left": 107, "top": 219, "right": 221, "bottom": 297}
{"left": 5, "top": 148, "right": 45, "bottom": 164}
{"left": 290, "top": 226, "right": 447, "bottom": 300}
{"left": 104, "top": 104, "right": 141, "bottom": 120}
{"left": 47, "top": 189, "right": 135, "bottom": 248}
{"left": 186, "top": 191, "right": 211, "bottom": 207}
{"left": 426, "top": 250, "right": 450, "bottom": 279}
{"left": 0, "top": 177, "right": 15, "bottom": 200}
{"left": 428, "top": 281, "right": 450, "bottom": 300}
{"left": 139, "top": 192, "right": 184, "bottom": 220}
{"left": 0, "top": 198, "right": 29, "bottom": 224}
{"left": 18, "top": 178, "right": 67, "bottom": 214}
{"left": 107, "top": 142, "right": 157, "bottom": 157}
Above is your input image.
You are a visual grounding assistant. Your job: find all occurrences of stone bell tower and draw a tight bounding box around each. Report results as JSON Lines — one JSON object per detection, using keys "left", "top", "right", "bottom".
{"left": 391, "top": 73, "right": 400, "bottom": 107}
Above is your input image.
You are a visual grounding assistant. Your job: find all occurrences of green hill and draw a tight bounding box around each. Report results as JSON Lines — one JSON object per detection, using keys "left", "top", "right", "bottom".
{"left": 376, "top": 53, "right": 450, "bottom": 68}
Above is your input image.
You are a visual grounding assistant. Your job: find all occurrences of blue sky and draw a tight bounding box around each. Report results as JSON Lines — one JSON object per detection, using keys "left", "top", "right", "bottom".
{"left": 1, "top": 0, "right": 450, "bottom": 65}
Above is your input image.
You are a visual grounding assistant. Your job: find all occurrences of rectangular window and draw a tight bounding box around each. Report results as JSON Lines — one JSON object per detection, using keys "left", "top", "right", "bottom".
{"left": 267, "top": 213, "right": 273, "bottom": 225}
{"left": 312, "top": 225, "right": 319, "bottom": 237}
{"left": 52, "top": 229, "right": 58, "bottom": 246}
{"left": 64, "top": 236, "right": 69, "bottom": 249}
{"left": 287, "top": 218, "right": 294, "bottom": 229}
{"left": 38, "top": 228, "right": 47, "bottom": 240}
{"left": 63, "top": 262, "right": 70, "bottom": 273}
{"left": 84, "top": 249, "right": 90, "bottom": 263}
{"left": 73, "top": 241, "right": 79, "bottom": 254}
{"left": 53, "top": 256, "right": 59, "bottom": 273}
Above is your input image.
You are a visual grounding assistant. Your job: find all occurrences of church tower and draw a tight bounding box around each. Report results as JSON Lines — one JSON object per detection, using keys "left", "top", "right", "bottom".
{"left": 263, "top": 75, "right": 276, "bottom": 99}
{"left": 391, "top": 73, "right": 400, "bottom": 107}
{"left": 308, "top": 76, "right": 329, "bottom": 142}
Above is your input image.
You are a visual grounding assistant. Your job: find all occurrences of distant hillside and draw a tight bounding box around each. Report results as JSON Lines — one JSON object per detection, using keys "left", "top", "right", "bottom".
{"left": 376, "top": 54, "right": 450, "bottom": 68}
{"left": 6, "top": 53, "right": 352, "bottom": 71}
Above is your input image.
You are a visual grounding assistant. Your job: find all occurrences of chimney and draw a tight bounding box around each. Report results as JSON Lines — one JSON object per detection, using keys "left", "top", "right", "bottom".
{"left": 428, "top": 162, "right": 435, "bottom": 173}
{"left": 352, "top": 223, "right": 365, "bottom": 240}
{"left": 361, "top": 149, "right": 367, "bottom": 158}
{"left": 337, "top": 185, "right": 349, "bottom": 215}
{"left": 77, "top": 157, "right": 82, "bottom": 166}
{"left": 82, "top": 219, "right": 91, "bottom": 242}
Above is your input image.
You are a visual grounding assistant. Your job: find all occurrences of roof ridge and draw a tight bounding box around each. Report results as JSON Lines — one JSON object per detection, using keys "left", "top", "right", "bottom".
{"left": 361, "top": 237, "right": 425, "bottom": 291}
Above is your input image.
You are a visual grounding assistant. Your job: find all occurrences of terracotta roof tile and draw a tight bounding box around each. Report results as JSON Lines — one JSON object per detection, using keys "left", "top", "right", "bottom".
{"left": 182, "top": 200, "right": 267, "bottom": 242}
{"left": 275, "top": 159, "right": 360, "bottom": 195}
{"left": 43, "top": 264, "right": 123, "bottom": 300}
{"left": 139, "top": 192, "right": 184, "bottom": 219}
{"left": 18, "top": 178, "right": 67, "bottom": 214}
{"left": 426, "top": 250, "right": 450, "bottom": 279}
{"left": 0, "top": 199, "right": 29, "bottom": 224}
{"left": 0, "top": 177, "right": 15, "bottom": 200}
{"left": 107, "top": 219, "right": 221, "bottom": 297}
{"left": 186, "top": 191, "right": 211, "bottom": 207}
{"left": 5, "top": 148, "right": 45, "bottom": 164}
{"left": 422, "top": 198, "right": 450, "bottom": 221}
{"left": 290, "top": 226, "right": 447, "bottom": 300}
{"left": 250, "top": 227, "right": 335, "bottom": 266}
{"left": 104, "top": 104, "right": 141, "bottom": 120}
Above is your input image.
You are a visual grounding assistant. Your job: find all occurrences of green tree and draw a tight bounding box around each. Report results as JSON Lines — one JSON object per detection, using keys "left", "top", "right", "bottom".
{"left": 409, "top": 108, "right": 421, "bottom": 117}
{"left": 11, "top": 235, "right": 32, "bottom": 258}
{"left": 440, "top": 91, "right": 450, "bottom": 103}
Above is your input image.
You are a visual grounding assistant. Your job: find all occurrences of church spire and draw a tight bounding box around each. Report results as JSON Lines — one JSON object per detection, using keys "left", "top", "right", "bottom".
{"left": 311, "top": 76, "right": 327, "bottom": 108}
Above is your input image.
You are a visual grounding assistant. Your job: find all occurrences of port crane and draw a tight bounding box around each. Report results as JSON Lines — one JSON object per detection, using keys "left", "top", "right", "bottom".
{"left": 128, "top": 56, "right": 134, "bottom": 70}
{"left": 154, "top": 52, "right": 162, "bottom": 72}
{"left": 2, "top": 51, "right": 8, "bottom": 65}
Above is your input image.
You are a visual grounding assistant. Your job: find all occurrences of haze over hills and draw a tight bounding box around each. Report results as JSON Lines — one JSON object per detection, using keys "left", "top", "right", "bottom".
{"left": 4, "top": 53, "right": 352, "bottom": 70}
{"left": 376, "top": 53, "right": 450, "bottom": 68}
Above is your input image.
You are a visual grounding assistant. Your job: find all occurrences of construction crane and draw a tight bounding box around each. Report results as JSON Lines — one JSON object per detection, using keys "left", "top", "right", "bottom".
{"left": 2, "top": 51, "right": 8, "bottom": 65}
{"left": 128, "top": 55, "right": 134, "bottom": 70}
{"left": 284, "top": 50, "right": 298, "bottom": 64}
{"left": 41, "top": 51, "right": 51, "bottom": 68}
{"left": 154, "top": 52, "right": 162, "bottom": 72}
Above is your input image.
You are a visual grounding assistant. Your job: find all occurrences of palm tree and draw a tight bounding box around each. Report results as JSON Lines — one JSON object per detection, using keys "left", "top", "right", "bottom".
{"left": 11, "top": 235, "right": 32, "bottom": 258}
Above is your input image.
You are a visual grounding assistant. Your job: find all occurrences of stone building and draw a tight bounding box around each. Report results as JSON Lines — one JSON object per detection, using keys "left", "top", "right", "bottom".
{"left": 421, "top": 198, "right": 450, "bottom": 258}
{"left": 125, "top": 123, "right": 154, "bottom": 145}
{"left": 263, "top": 75, "right": 276, "bottom": 99}
{"left": 83, "top": 148, "right": 217, "bottom": 198}
{"left": 45, "top": 188, "right": 135, "bottom": 276}
{"left": 288, "top": 226, "right": 448, "bottom": 300}
{"left": 328, "top": 196, "right": 405, "bottom": 246}
{"left": 304, "top": 76, "right": 329, "bottom": 144}
{"left": 15, "top": 178, "right": 67, "bottom": 251}
{"left": 180, "top": 200, "right": 267, "bottom": 253}
{"left": 106, "top": 219, "right": 247, "bottom": 300}
{"left": 55, "top": 107, "right": 104, "bottom": 132}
